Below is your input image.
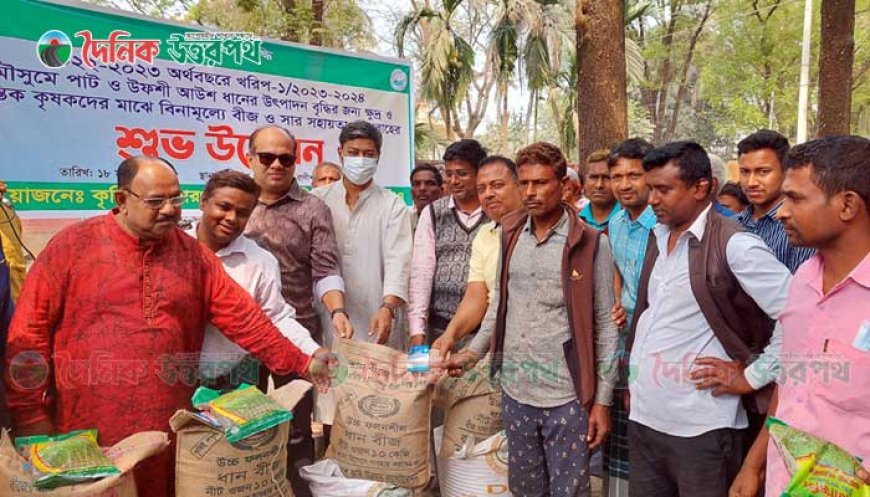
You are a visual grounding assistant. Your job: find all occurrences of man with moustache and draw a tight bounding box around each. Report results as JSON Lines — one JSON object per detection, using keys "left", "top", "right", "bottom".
{"left": 730, "top": 135, "right": 870, "bottom": 497}
{"left": 737, "top": 130, "right": 815, "bottom": 273}
{"left": 311, "top": 161, "right": 342, "bottom": 188}
{"left": 409, "top": 163, "right": 444, "bottom": 233}
{"left": 580, "top": 149, "right": 622, "bottom": 232}
{"left": 409, "top": 139, "right": 489, "bottom": 346}
{"left": 625, "top": 142, "right": 791, "bottom": 496}
{"left": 430, "top": 155, "right": 524, "bottom": 358}
{"left": 603, "top": 137, "right": 656, "bottom": 496}
{"left": 449, "top": 142, "right": 618, "bottom": 496}
{"left": 4, "top": 157, "right": 336, "bottom": 497}
{"left": 192, "top": 170, "right": 320, "bottom": 388}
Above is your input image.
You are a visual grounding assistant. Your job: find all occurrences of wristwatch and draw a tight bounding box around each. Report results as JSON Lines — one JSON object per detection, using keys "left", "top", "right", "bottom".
{"left": 379, "top": 301, "right": 399, "bottom": 318}
{"left": 330, "top": 307, "right": 348, "bottom": 318}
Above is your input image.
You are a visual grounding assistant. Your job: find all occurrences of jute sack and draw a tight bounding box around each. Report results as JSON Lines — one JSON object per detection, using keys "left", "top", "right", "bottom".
{"left": 326, "top": 338, "right": 431, "bottom": 489}
{"left": 433, "top": 355, "right": 503, "bottom": 458}
{"left": 0, "top": 430, "right": 168, "bottom": 497}
{"left": 170, "top": 380, "right": 311, "bottom": 497}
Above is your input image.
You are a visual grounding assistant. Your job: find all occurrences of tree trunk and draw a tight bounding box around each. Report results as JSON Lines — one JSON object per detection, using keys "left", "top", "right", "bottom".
{"left": 576, "top": 0, "right": 627, "bottom": 163}
{"left": 818, "top": 0, "right": 855, "bottom": 136}
{"left": 311, "top": 0, "right": 325, "bottom": 46}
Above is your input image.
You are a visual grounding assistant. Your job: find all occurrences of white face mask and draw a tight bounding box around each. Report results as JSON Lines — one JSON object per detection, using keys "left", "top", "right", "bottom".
{"left": 342, "top": 156, "right": 379, "bottom": 185}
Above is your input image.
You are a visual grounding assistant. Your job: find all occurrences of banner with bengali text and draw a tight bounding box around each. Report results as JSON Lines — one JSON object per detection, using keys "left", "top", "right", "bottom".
{"left": 0, "top": 0, "right": 414, "bottom": 217}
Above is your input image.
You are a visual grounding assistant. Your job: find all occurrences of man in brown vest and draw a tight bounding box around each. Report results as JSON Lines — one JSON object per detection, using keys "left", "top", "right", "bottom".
{"left": 625, "top": 141, "right": 791, "bottom": 496}
{"left": 448, "top": 142, "right": 618, "bottom": 496}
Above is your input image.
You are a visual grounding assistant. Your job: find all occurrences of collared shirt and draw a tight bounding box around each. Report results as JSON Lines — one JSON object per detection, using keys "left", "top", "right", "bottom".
{"left": 0, "top": 204, "right": 25, "bottom": 300}
{"left": 580, "top": 203, "right": 622, "bottom": 232}
{"left": 765, "top": 253, "right": 870, "bottom": 495}
{"left": 737, "top": 202, "right": 815, "bottom": 273}
{"left": 245, "top": 180, "right": 344, "bottom": 328}
{"left": 3, "top": 212, "right": 311, "bottom": 496}
{"left": 408, "top": 196, "right": 485, "bottom": 335}
{"left": 469, "top": 210, "right": 619, "bottom": 408}
{"left": 313, "top": 180, "right": 413, "bottom": 350}
{"left": 467, "top": 220, "right": 501, "bottom": 302}
{"left": 187, "top": 231, "right": 320, "bottom": 379}
{"left": 608, "top": 206, "right": 657, "bottom": 324}
{"left": 629, "top": 205, "right": 792, "bottom": 437}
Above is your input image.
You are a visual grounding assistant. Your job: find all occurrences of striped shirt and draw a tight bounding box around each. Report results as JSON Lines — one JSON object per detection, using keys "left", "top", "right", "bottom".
{"left": 608, "top": 206, "right": 657, "bottom": 325}
{"left": 737, "top": 202, "right": 815, "bottom": 273}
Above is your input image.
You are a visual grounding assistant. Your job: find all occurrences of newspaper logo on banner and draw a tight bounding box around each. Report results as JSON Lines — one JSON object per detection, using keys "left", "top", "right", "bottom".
{"left": 166, "top": 32, "right": 263, "bottom": 67}
{"left": 75, "top": 30, "right": 161, "bottom": 68}
{"left": 36, "top": 30, "right": 72, "bottom": 68}
{"left": 390, "top": 68, "right": 407, "bottom": 91}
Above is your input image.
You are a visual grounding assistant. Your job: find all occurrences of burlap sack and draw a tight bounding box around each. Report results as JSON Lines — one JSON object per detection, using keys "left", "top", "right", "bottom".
{"left": 0, "top": 430, "right": 168, "bottom": 497}
{"left": 170, "top": 380, "right": 311, "bottom": 497}
{"left": 325, "top": 338, "right": 431, "bottom": 489}
{"left": 433, "top": 355, "right": 503, "bottom": 458}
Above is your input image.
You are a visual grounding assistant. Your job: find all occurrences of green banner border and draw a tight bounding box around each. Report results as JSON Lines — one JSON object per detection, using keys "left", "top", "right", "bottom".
{"left": 5, "top": 181, "right": 412, "bottom": 210}
{"left": 1, "top": 0, "right": 412, "bottom": 94}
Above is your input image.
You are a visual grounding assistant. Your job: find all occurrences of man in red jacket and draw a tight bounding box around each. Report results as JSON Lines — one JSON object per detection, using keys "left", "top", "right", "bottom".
{"left": 4, "top": 156, "right": 335, "bottom": 497}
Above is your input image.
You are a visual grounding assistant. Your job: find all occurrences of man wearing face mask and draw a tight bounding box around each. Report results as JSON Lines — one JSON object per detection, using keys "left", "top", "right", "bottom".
{"left": 312, "top": 120, "right": 413, "bottom": 351}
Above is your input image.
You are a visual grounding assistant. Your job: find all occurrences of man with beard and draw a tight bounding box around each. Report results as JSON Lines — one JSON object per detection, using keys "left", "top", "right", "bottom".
{"left": 409, "top": 139, "right": 489, "bottom": 346}
{"left": 580, "top": 149, "right": 622, "bottom": 232}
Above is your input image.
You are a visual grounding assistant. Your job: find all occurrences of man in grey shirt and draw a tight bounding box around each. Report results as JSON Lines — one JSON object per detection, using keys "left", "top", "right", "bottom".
{"left": 448, "top": 142, "right": 618, "bottom": 497}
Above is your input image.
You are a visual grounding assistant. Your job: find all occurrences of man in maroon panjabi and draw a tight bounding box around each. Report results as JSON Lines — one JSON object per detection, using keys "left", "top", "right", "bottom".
{"left": 4, "top": 157, "right": 332, "bottom": 497}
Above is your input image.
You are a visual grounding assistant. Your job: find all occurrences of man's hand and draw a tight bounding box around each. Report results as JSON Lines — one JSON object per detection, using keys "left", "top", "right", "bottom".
{"left": 586, "top": 404, "right": 611, "bottom": 450}
{"left": 611, "top": 302, "right": 628, "bottom": 329}
{"left": 690, "top": 357, "right": 754, "bottom": 396}
{"left": 369, "top": 308, "right": 393, "bottom": 345}
{"left": 307, "top": 347, "right": 339, "bottom": 392}
{"left": 430, "top": 331, "right": 457, "bottom": 372}
{"left": 857, "top": 466, "right": 870, "bottom": 484}
{"left": 331, "top": 312, "right": 353, "bottom": 339}
{"left": 729, "top": 465, "right": 764, "bottom": 497}
{"left": 14, "top": 418, "right": 55, "bottom": 438}
{"left": 408, "top": 334, "right": 426, "bottom": 349}
{"left": 444, "top": 349, "right": 480, "bottom": 377}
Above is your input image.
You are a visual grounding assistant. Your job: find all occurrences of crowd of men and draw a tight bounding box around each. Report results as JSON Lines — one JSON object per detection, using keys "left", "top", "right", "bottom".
{"left": 0, "top": 120, "right": 867, "bottom": 497}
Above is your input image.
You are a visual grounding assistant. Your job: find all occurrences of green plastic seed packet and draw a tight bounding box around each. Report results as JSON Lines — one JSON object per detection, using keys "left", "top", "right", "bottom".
{"left": 192, "top": 383, "right": 293, "bottom": 443}
{"left": 14, "top": 429, "right": 120, "bottom": 489}
{"left": 767, "top": 417, "right": 870, "bottom": 497}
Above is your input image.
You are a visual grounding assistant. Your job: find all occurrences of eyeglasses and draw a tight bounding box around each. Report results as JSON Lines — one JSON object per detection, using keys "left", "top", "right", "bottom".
{"left": 125, "top": 189, "right": 184, "bottom": 210}
{"left": 256, "top": 152, "right": 296, "bottom": 168}
{"left": 444, "top": 169, "right": 473, "bottom": 179}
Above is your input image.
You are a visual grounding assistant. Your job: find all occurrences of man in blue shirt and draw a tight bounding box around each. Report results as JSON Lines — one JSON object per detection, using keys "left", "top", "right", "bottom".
{"left": 580, "top": 148, "right": 622, "bottom": 232}
{"left": 604, "top": 138, "right": 656, "bottom": 496}
{"left": 736, "top": 130, "right": 815, "bottom": 273}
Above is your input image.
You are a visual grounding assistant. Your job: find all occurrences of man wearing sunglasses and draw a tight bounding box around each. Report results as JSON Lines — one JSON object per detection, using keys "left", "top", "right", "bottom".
{"left": 242, "top": 126, "right": 349, "bottom": 497}
{"left": 3, "top": 156, "right": 337, "bottom": 497}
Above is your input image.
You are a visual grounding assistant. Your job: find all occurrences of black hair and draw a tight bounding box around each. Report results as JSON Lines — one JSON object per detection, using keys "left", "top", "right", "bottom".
{"left": 442, "top": 139, "right": 488, "bottom": 170}
{"left": 718, "top": 181, "right": 749, "bottom": 207}
{"left": 339, "top": 120, "right": 383, "bottom": 153}
{"left": 607, "top": 138, "right": 655, "bottom": 168}
{"left": 203, "top": 169, "right": 261, "bottom": 200}
{"left": 479, "top": 155, "right": 518, "bottom": 179}
{"left": 642, "top": 141, "right": 712, "bottom": 189}
{"left": 410, "top": 164, "right": 443, "bottom": 186}
{"left": 737, "top": 129, "right": 790, "bottom": 164}
{"left": 117, "top": 156, "right": 177, "bottom": 189}
{"left": 784, "top": 135, "right": 870, "bottom": 207}
{"left": 516, "top": 142, "right": 568, "bottom": 179}
{"left": 247, "top": 125, "right": 295, "bottom": 153}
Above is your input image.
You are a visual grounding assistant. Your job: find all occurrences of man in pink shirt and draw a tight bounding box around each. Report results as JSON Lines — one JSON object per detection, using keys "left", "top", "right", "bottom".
{"left": 730, "top": 135, "right": 870, "bottom": 496}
